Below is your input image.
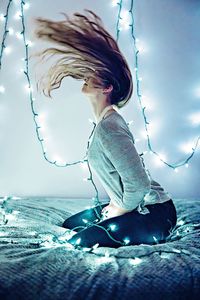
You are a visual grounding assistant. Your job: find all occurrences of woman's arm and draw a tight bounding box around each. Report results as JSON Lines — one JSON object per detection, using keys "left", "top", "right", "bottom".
{"left": 99, "top": 119, "right": 151, "bottom": 211}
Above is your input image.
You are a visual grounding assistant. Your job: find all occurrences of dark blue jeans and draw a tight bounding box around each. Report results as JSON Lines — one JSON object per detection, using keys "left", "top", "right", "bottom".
{"left": 62, "top": 199, "right": 177, "bottom": 248}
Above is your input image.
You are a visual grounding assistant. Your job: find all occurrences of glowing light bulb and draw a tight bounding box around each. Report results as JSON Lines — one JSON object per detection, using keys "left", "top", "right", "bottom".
{"left": 14, "top": 11, "right": 22, "bottom": 20}
{"left": 88, "top": 118, "right": 94, "bottom": 124}
{"left": 189, "top": 111, "right": 200, "bottom": 126}
{"left": 26, "top": 40, "right": 34, "bottom": 47}
{"left": 16, "top": 32, "right": 23, "bottom": 39}
{"left": 85, "top": 206, "right": 92, "bottom": 210}
{"left": 180, "top": 141, "right": 195, "bottom": 154}
{"left": 119, "top": 9, "right": 130, "bottom": 30}
{"left": 105, "top": 251, "right": 110, "bottom": 257}
{"left": 154, "top": 153, "right": 167, "bottom": 167}
{"left": 122, "top": 22, "right": 130, "bottom": 30}
{"left": 82, "top": 219, "right": 88, "bottom": 224}
{"left": 37, "top": 113, "right": 46, "bottom": 122}
{"left": 137, "top": 45, "right": 145, "bottom": 52}
{"left": 141, "top": 95, "right": 155, "bottom": 110}
{"left": 43, "top": 136, "right": 49, "bottom": 142}
{"left": 6, "top": 214, "right": 16, "bottom": 221}
{"left": 24, "top": 84, "right": 33, "bottom": 92}
{"left": 129, "top": 257, "right": 142, "bottom": 265}
{"left": 75, "top": 238, "right": 81, "bottom": 245}
{"left": 111, "top": 0, "right": 119, "bottom": 6}
{"left": 8, "top": 27, "right": 14, "bottom": 35}
{"left": 0, "top": 14, "right": 5, "bottom": 21}
{"left": 109, "top": 224, "right": 117, "bottom": 231}
{"left": 147, "top": 121, "right": 159, "bottom": 137}
{"left": 127, "top": 120, "right": 133, "bottom": 127}
{"left": 29, "top": 231, "right": 37, "bottom": 236}
{"left": 120, "top": 22, "right": 129, "bottom": 30}
{"left": 96, "top": 256, "right": 114, "bottom": 264}
{"left": 23, "top": 2, "right": 30, "bottom": 10}
{"left": 174, "top": 168, "right": 178, "bottom": 173}
{"left": 92, "top": 243, "right": 99, "bottom": 250}
{"left": 177, "top": 219, "right": 184, "bottom": 226}
{"left": 153, "top": 236, "right": 158, "bottom": 243}
{"left": 19, "top": 68, "right": 24, "bottom": 74}
{"left": 160, "top": 253, "right": 171, "bottom": 259}
{"left": 53, "top": 155, "right": 65, "bottom": 165}
{"left": 0, "top": 86, "right": 5, "bottom": 93}
{"left": 83, "top": 177, "right": 89, "bottom": 182}
{"left": 194, "top": 86, "right": 200, "bottom": 98}
{"left": 39, "top": 126, "right": 46, "bottom": 132}
{"left": 135, "top": 39, "right": 147, "bottom": 53}
{"left": 140, "top": 130, "right": 148, "bottom": 140}
{"left": 172, "top": 248, "right": 181, "bottom": 254}
{"left": 184, "top": 227, "right": 190, "bottom": 233}
{"left": 80, "top": 161, "right": 88, "bottom": 171}
{"left": 4, "top": 47, "right": 12, "bottom": 54}
{"left": 121, "top": 9, "right": 129, "bottom": 19}
{"left": 123, "top": 237, "right": 130, "bottom": 245}
{"left": 11, "top": 196, "right": 21, "bottom": 200}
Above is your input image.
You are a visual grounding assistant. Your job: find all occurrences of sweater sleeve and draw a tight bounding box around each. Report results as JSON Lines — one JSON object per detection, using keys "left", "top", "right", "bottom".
{"left": 98, "top": 119, "right": 151, "bottom": 210}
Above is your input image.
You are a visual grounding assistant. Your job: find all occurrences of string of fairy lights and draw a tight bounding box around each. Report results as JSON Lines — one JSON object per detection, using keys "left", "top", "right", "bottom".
{"left": 0, "top": 0, "right": 200, "bottom": 256}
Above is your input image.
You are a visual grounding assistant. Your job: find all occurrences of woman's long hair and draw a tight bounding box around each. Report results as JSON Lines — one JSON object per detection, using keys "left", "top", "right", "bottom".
{"left": 31, "top": 9, "right": 133, "bottom": 108}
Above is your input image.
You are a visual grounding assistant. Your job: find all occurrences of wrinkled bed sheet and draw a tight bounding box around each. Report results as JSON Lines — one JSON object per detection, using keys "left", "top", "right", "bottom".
{"left": 0, "top": 197, "right": 199, "bottom": 300}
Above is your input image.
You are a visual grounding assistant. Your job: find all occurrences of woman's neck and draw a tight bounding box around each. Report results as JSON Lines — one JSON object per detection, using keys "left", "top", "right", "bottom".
{"left": 96, "top": 104, "right": 115, "bottom": 124}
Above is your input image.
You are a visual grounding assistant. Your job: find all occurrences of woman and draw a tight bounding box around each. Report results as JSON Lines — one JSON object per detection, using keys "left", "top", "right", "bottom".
{"left": 32, "top": 9, "right": 177, "bottom": 248}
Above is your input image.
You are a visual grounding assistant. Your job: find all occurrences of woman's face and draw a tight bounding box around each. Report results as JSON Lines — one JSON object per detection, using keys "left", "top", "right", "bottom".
{"left": 82, "top": 77, "right": 103, "bottom": 95}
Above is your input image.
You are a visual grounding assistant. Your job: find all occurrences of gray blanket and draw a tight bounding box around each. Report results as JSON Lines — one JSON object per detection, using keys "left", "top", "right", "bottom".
{"left": 0, "top": 197, "right": 199, "bottom": 300}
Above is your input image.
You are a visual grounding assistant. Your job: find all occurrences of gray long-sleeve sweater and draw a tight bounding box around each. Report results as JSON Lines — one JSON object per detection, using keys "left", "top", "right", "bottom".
{"left": 87, "top": 111, "right": 172, "bottom": 215}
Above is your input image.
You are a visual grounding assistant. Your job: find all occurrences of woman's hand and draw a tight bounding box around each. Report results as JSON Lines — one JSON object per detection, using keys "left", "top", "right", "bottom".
{"left": 101, "top": 202, "right": 132, "bottom": 220}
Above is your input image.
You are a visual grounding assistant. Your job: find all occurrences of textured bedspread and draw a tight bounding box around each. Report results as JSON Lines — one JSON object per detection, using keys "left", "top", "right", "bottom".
{"left": 0, "top": 197, "right": 199, "bottom": 300}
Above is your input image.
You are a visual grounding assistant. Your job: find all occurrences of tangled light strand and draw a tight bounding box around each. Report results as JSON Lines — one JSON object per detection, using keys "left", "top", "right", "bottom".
{"left": 0, "top": 0, "right": 199, "bottom": 180}
{"left": 0, "top": 0, "right": 200, "bottom": 252}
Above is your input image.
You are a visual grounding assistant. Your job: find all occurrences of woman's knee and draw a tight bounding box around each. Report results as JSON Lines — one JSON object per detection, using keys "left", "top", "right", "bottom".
{"left": 62, "top": 202, "right": 108, "bottom": 230}
{"left": 67, "top": 222, "right": 119, "bottom": 248}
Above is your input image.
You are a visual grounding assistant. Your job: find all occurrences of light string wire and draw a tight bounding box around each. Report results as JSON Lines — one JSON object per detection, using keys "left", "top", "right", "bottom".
{"left": 0, "top": 0, "right": 123, "bottom": 247}
{"left": 1, "top": 200, "right": 199, "bottom": 261}
{"left": 0, "top": 0, "right": 199, "bottom": 183}
{"left": 0, "top": 0, "right": 199, "bottom": 256}
{"left": 1, "top": 195, "right": 200, "bottom": 257}
{"left": 0, "top": 2, "right": 199, "bottom": 174}
{"left": 13, "top": 0, "right": 104, "bottom": 210}
{"left": 71, "top": 220, "right": 126, "bottom": 246}
{"left": 128, "top": 0, "right": 200, "bottom": 170}
{"left": 0, "top": 0, "right": 13, "bottom": 70}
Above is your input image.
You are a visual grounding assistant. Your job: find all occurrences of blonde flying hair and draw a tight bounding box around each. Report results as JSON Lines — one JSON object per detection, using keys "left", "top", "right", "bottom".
{"left": 31, "top": 9, "right": 133, "bottom": 108}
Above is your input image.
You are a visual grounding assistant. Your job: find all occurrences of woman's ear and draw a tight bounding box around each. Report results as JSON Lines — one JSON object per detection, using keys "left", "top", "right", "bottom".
{"left": 103, "top": 84, "right": 113, "bottom": 94}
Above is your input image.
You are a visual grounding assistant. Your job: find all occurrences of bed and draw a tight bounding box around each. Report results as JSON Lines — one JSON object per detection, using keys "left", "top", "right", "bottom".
{"left": 0, "top": 197, "right": 199, "bottom": 299}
